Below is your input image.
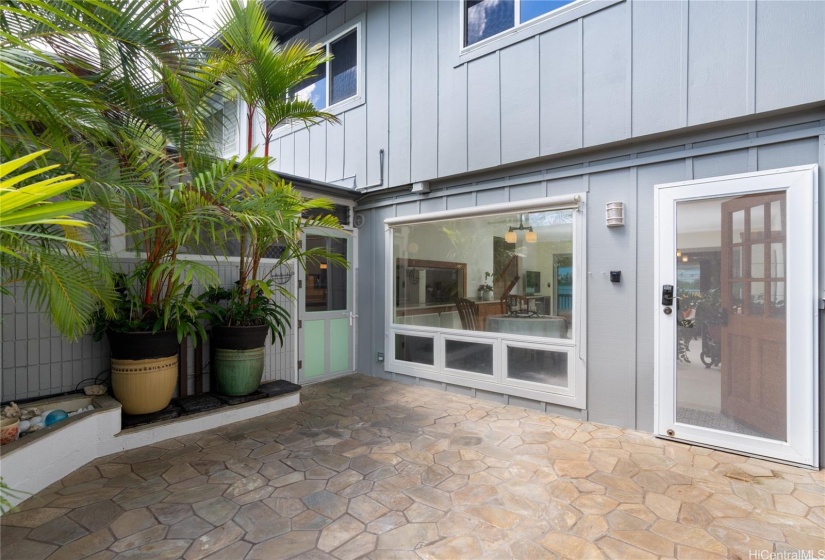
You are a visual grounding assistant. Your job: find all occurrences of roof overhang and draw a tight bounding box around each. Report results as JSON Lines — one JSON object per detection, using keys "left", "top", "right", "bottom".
{"left": 263, "top": 0, "right": 349, "bottom": 43}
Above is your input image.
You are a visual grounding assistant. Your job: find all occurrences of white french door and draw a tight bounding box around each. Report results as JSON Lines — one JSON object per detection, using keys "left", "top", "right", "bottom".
{"left": 654, "top": 165, "right": 819, "bottom": 466}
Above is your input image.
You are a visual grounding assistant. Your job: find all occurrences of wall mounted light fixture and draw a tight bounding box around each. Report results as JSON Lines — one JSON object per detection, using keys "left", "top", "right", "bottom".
{"left": 606, "top": 202, "right": 624, "bottom": 227}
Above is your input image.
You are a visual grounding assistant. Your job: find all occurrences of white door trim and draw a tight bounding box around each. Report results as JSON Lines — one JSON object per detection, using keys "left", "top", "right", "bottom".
{"left": 654, "top": 165, "right": 819, "bottom": 467}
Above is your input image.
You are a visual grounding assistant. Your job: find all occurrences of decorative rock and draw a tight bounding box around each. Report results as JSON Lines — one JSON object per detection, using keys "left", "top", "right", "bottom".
{"left": 21, "top": 408, "right": 41, "bottom": 421}
{"left": 45, "top": 410, "right": 69, "bottom": 426}
{"left": 84, "top": 384, "right": 107, "bottom": 396}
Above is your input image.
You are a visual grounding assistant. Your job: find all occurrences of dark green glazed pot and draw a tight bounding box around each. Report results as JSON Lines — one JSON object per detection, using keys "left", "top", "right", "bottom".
{"left": 211, "top": 325, "right": 267, "bottom": 396}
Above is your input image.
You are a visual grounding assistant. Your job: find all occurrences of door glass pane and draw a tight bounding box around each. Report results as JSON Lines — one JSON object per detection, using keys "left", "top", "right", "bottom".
{"left": 750, "top": 204, "right": 765, "bottom": 239}
{"left": 675, "top": 193, "right": 787, "bottom": 442}
{"left": 305, "top": 236, "right": 347, "bottom": 312}
{"left": 731, "top": 209, "right": 744, "bottom": 243}
{"left": 445, "top": 340, "right": 493, "bottom": 375}
{"left": 395, "top": 334, "right": 434, "bottom": 365}
{"left": 750, "top": 244, "right": 764, "bottom": 278}
{"left": 770, "top": 242, "right": 784, "bottom": 278}
{"left": 506, "top": 346, "right": 568, "bottom": 387}
{"left": 330, "top": 30, "right": 357, "bottom": 105}
{"left": 770, "top": 200, "right": 783, "bottom": 233}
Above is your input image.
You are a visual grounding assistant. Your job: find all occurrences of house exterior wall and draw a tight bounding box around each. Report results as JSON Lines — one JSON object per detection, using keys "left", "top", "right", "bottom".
{"left": 353, "top": 110, "right": 825, "bottom": 442}
{"left": 259, "top": 0, "right": 825, "bottom": 190}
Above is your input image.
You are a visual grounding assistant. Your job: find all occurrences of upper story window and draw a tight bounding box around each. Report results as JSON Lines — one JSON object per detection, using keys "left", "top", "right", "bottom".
{"left": 465, "top": 0, "right": 576, "bottom": 46}
{"left": 293, "top": 26, "right": 359, "bottom": 110}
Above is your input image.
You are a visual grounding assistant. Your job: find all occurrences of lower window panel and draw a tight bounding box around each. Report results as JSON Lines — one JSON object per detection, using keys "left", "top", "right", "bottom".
{"left": 445, "top": 339, "right": 493, "bottom": 375}
{"left": 506, "top": 345, "right": 569, "bottom": 388}
{"left": 395, "top": 334, "right": 434, "bottom": 366}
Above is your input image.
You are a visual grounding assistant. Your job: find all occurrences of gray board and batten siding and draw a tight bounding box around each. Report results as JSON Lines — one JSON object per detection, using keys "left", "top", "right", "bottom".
{"left": 353, "top": 110, "right": 825, "bottom": 443}
{"left": 262, "top": 0, "right": 825, "bottom": 191}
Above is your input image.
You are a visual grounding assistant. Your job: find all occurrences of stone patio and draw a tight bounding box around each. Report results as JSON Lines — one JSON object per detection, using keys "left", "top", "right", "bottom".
{"left": 2, "top": 374, "right": 823, "bottom": 559}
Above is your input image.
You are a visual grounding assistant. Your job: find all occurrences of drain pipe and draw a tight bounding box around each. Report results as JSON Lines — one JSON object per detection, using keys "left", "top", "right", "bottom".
{"left": 355, "top": 149, "right": 385, "bottom": 194}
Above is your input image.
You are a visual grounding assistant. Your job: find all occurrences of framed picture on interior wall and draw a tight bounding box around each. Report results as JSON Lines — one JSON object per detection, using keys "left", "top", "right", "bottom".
{"left": 525, "top": 271, "right": 540, "bottom": 295}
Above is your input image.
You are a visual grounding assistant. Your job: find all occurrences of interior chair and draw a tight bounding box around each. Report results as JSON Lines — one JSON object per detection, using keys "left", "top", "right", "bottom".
{"left": 455, "top": 298, "right": 481, "bottom": 331}
{"left": 498, "top": 274, "right": 521, "bottom": 313}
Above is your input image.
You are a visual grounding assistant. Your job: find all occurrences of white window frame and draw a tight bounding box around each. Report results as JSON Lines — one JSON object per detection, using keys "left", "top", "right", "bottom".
{"left": 457, "top": 0, "right": 623, "bottom": 66}
{"left": 272, "top": 19, "right": 364, "bottom": 139}
{"left": 384, "top": 195, "right": 587, "bottom": 410}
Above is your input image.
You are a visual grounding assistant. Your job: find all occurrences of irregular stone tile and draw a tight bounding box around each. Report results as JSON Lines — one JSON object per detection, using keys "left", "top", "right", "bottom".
{"left": 246, "top": 530, "right": 318, "bottom": 559}
{"left": 67, "top": 500, "right": 123, "bottom": 531}
{"left": 167, "top": 516, "right": 214, "bottom": 539}
{"left": 566, "top": 510, "right": 606, "bottom": 540}
{"left": 234, "top": 502, "right": 290, "bottom": 543}
{"left": 339, "top": 480, "right": 374, "bottom": 498}
{"left": 612, "top": 529, "right": 675, "bottom": 556}
{"left": 271, "top": 478, "right": 325, "bottom": 497}
{"left": 597, "top": 537, "right": 658, "bottom": 560}
{"left": 644, "top": 492, "right": 680, "bottom": 521}
{"left": 49, "top": 487, "right": 121, "bottom": 509}
{"left": 366, "top": 511, "right": 407, "bottom": 535}
{"left": 111, "top": 539, "right": 191, "bottom": 560}
{"left": 190, "top": 460, "right": 225, "bottom": 476}
{"left": 538, "top": 531, "right": 606, "bottom": 559}
{"left": 418, "top": 535, "right": 483, "bottom": 560}
{"left": 63, "top": 467, "right": 102, "bottom": 487}
{"left": 403, "top": 486, "right": 451, "bottom": 511}
{"left": 163, "top": 484, "right": 228, "bottom": 504}
{"left": 650, "top": 520, "right": 727, "bottom": 555}
{"left": 572, "top": 494, "right": 618, "bottom": 515}
{"left": 404, "top": 502, "right": 444, "bottom": 523}
{"left": 263, "top": 497, "right": 306, "bottom": 518}
{"left": 291, "top": 509, "right": 333, "bottom": 531}
{"left": 451, "top": 484, "right": 497, "bottom": 505}
{"left": 707, "top": 524, "right": 776, "bottom": 557}
{"left": 678, "top": 502, "right": 714, "bottom": 528}
{"left": 774, "top": 494, "right": 810, "bottom": 516}
{"left": 44, "top": 528, "right": 114, "bottom": 560}
{"left": 376, "top": 522, "right": 438, "bottom": 550}
{"left": 119, "top": 490, "right": 171, "bottom": 510}
{"left": 162, "top": 463, "right": 200, "bottom": 485}
{"left": 183, "top": 521, "right": 243, "bottom": 560}
{"left": 303, "top": 490, "right": 348, "bottom": 519}
{"left": 348, "top": 495, "right": 389, "bottom": 524}
{"left": 149, "top": 503, "right": 192, "bottom": 525}
{"left": 326, "top": 470, "right": 364, "bottom": 493}
{"left": 111, "top": 525, "right": 168, "bottom": 553}
{"left": 464, "top": 505, "right": 524, "bottom": 529}
{"left": 332, "top": 531, "right": 377, "bottom": 560}
{"left": 27, "top": 516, "right": 88, "bottom": 545}
{"left": 132, "top": 460, "right": 172, "bottom": 480}
{"left": 111, "top": 508, "right": 157, "bottom": 539}
{"left": 317, "top": 514, "right": 364, "bottom": 552}
{"left": 0, "top": 538, "right": 58, "bottom": 560}
{"left": 98, "top": 464, "right": 133, "bottom": 479}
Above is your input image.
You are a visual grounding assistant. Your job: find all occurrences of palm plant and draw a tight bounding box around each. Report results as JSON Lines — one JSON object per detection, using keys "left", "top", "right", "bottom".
{"left": 0, "top": 150, "right": 115, "bottom": 339}
{"left": 1, "top": 0, "right": 263, "bottom": 342}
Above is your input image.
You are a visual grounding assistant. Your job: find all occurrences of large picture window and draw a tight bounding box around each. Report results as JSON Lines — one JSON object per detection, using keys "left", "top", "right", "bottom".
{"left": 465, "top": 0, "right": 576, "bottom": 46}
{"left": 386, "top": 197, "right": 586, "bottom": 409}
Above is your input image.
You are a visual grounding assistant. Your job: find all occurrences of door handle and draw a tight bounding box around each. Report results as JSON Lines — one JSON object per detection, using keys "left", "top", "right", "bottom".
{"left": 661, "top": 284, "right": 674, "bottom": 306}
{"left": 343, "top": 311, "right": 358, "bottom": 326}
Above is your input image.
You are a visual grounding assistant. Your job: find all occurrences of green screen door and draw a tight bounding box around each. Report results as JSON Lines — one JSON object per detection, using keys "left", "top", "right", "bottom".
{"left": 299, "top": 232, "right": 353, "bottom": 382}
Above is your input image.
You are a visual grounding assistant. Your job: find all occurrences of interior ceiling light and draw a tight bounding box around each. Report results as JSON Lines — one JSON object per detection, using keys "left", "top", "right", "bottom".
{"left": 507, "top": 214, "right": 536, "bottom": 243}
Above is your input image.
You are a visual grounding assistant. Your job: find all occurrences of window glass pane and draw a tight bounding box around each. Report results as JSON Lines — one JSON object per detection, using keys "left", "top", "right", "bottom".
{"left": 520, "top": 0, "right": 575, "bottom": 23}
{"left": 445, "top": 339, "right": 493, "bottom": 375}
{"left": 306, "top": 235, "right": 347, "bottom": 312}
{"left": 466, "top": 0, "right": 514, "bottom": 46}
{"left": 395, "top": 334, "right": 434, "bottom": 365}
{"left": 392, "top": 208, "right": 574, "bottom": 339}
{"left": 330, "top": 30, "right": 358, "bottom": 105}
{"left": 507, "top": 346, "right": 568, "bottom": 387}
{"left": 293, "top": 64, "right": 326, "bottom": 109}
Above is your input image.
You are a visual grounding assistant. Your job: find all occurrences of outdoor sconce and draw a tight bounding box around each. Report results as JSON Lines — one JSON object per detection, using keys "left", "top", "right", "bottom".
{"left": 606, "top": 202, "right": 624, "bottom": 227}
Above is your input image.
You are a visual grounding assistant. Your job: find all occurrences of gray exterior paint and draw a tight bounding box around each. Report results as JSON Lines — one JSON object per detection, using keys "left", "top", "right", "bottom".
{"left": 263, "top": 0, "right": 825, "bottom": 190}
{"left": 2, "top": 0, "right": 824, "bottom": 462}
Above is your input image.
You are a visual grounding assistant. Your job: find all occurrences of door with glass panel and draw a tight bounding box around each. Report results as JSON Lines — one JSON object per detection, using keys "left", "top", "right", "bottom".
{"left": 655, "top": 166, "right": 818, "bottom": 466}
{"left": 299, "top": 231, "right": 353, "bottom": 383}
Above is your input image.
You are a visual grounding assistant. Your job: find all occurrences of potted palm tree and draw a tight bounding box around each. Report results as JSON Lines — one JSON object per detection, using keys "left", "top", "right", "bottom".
{"left": 193, "top": 0, "right": 346, "bottom": 397}
{"left": 2, "top": 0, "right": 257, "bottom": 414}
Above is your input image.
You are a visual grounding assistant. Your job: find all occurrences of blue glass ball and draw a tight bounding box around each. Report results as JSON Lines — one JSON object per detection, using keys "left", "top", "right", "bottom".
{"left": 44, "top": 410, "right": 69, "bottom": 426}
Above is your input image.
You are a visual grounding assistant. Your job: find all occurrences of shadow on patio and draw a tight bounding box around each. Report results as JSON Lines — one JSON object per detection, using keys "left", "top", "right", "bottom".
{"left": 2, "top": 374, "right": 823, "bottom": 559}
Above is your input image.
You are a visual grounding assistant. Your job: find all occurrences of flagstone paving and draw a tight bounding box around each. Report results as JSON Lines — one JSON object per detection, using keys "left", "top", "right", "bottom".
{"left": 2, "top": 374, "right": 824, "bottom": 559}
